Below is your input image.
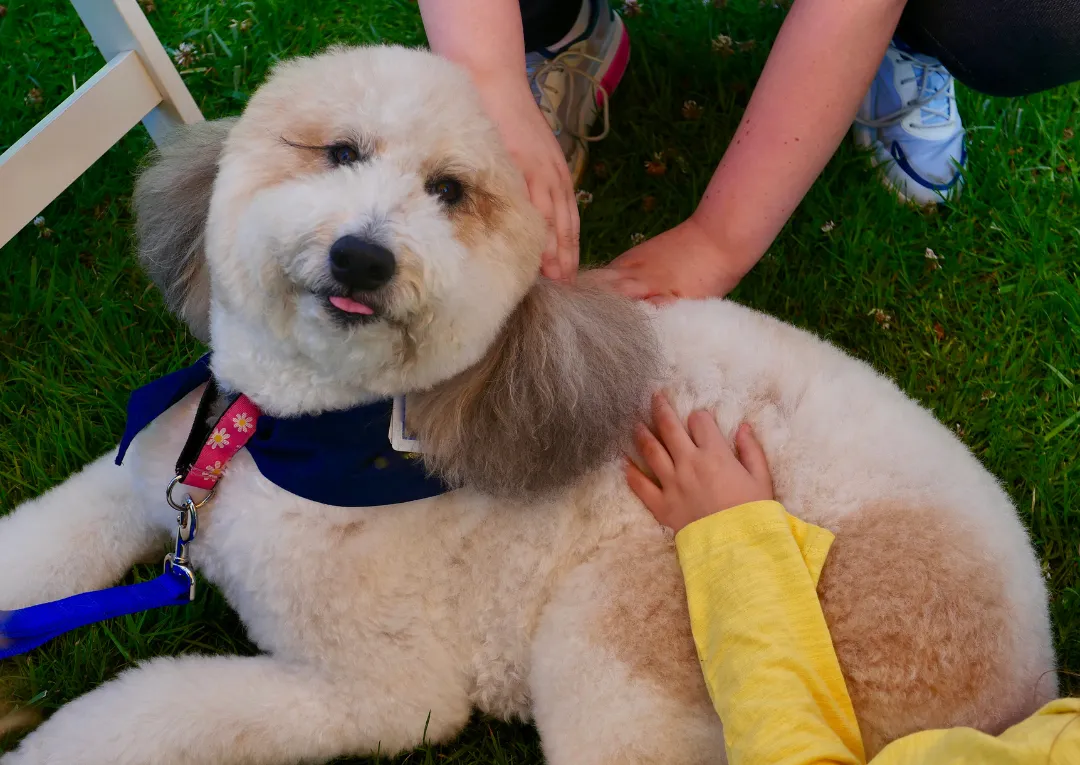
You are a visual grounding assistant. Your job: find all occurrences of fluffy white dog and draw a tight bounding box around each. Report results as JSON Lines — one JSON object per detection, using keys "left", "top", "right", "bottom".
{"left": 0, "top": 45, "right": 1056, "bottom": 764}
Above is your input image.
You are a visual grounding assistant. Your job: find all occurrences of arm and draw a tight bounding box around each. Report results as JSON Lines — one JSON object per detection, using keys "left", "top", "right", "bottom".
{"left": 697, "top": 0, "right": 907, "bottom": 276}
{"left": 418, "top": 0, "right": 528, "bottom": 89}
{"left": 417, "top": 0, "right": 580, "bottom": 282}
{"left": 676, "top": 503, "right": 865, "bottom": 765}
{"left": 627, "top": 394, "right": 864, "bottom": 765}
{"left": 601, "top": 0, "right": 908, "bottom": 300}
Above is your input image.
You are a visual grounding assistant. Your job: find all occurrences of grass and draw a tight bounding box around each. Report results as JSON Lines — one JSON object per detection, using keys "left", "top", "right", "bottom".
{"left": 1, "top": 0, "right": 1077, "bottom": 760}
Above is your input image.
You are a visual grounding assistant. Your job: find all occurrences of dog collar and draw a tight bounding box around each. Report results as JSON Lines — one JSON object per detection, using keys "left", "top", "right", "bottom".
{"left": 116, "top": 354, "right": 450, "bottom": 507}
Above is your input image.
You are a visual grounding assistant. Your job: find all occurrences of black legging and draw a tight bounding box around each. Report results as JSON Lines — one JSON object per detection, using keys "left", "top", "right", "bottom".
{"left": 521, "top": 0, "right": 585, "bottom": 53}
{"left": 521, "top": 0, "right": 1080, "bottom": 98}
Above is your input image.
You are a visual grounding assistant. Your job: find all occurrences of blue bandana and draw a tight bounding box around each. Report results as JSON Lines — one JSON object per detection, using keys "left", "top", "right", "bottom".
{"left": 115, "top": 355, "right": 450, "bottom": 507}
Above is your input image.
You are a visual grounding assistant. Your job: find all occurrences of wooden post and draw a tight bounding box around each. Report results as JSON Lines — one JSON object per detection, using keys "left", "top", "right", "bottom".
{"left": 0, "top": 0, "right": 203, "bottom": 248}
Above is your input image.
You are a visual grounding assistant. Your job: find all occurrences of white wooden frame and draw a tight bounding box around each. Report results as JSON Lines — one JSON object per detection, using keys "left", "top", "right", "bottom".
{"left": 0, "top": 0, "right": 203, "bottom": 249}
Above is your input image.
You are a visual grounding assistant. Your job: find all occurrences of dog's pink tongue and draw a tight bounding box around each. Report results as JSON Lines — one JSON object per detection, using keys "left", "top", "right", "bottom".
{"left": 329, "top": 296, "right": 374, "bottom": 315}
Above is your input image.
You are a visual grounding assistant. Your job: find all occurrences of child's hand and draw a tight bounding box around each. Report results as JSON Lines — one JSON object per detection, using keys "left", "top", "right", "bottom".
{"left": 627, "top": 393, "right": 774, "bottom": 533}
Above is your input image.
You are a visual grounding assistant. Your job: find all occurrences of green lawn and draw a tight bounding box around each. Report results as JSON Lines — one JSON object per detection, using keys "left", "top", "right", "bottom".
{"left": 1, "top": 0, "right": 1077, "bottom": 761}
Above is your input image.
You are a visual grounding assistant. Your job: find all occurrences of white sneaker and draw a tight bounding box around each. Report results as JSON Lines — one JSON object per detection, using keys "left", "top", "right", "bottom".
{"left": 854, "top": 40, "right": 966, "bottom": 206}
{"left": 525, "top": 0, "right": 631, "bottom": 186}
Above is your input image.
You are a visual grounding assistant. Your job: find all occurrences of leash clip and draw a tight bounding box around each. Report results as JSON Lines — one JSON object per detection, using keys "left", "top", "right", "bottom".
{"left": 166, "top": 474, "right": 215, "bottom": 512}
{"left": 163, "top": 476, "right": 204, "bottom": 602}
{"left": 163, "top": 555, "right": 197, "bottom": 601}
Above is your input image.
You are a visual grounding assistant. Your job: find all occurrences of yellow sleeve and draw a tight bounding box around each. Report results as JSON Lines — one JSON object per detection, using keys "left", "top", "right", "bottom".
{"left": 675, "top": 500, "right": 865, "bottom": 765}
{"left": 868, "top": 698, "right": 1080, "bottom": 764}
{"left": 675, "top": 501, "right": 1080, "bottom": 765}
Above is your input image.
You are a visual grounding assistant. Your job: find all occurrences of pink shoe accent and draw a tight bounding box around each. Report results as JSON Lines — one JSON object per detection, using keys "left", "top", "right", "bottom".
{"left": 597, "top": 23, "right": 630, "bottom": 106}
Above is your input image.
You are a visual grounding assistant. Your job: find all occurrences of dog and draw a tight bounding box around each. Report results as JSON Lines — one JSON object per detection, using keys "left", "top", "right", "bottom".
{"left": 0, "top": 45, "right": 1056, "bottom": 764}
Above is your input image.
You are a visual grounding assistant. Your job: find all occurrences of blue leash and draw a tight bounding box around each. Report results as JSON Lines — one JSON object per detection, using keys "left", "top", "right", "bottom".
{"left": 0, "top": 367, "right": 231, "bottom": 660}
{"left": 0, "top": 568, "right": 193, "bottom": 660}
{"left": 0, "top": 473, "right": 205, "bottom": 660}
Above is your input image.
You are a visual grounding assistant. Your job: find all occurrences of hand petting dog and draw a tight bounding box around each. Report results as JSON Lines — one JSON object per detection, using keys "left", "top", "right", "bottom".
{"left": 627, "top": 393, "right": 773, "bottom": 533}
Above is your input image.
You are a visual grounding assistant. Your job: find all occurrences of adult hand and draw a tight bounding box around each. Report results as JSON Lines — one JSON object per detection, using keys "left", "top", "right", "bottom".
{"left": 588, "top": 216, "right": 745, "bottom": 304}
{"left": 474, "top": 72, "right": 579, "bottom": 282}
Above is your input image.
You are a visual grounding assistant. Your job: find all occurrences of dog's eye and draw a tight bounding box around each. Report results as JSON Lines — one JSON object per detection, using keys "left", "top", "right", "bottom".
{"left": 328, "top": 143, "right": 362, "bottom": 166}
{"left": 428, "top": 178, "right": 464, "bottom": 205}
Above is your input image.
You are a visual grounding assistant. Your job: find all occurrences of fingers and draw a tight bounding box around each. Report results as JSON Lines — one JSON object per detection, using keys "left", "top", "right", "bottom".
{"left": 530, "top": 178, "right": 560, "bottom": 281}
{"left": 541, "top": 221, "right": 561, "bottom": 280}
{"left": 558, "top": 160, "right": 580, "bottom": 282}
{"left": 687, "top": 409, "right": 725, "bottom": 452}
{"left": 651, "top": 393, "right": 696, "bottom": 462}
{"left": 633, "top": 423, "right": 674, "bottom": 485}
{"left": 552, "top": 167, "right": 579, "bottom": 283}
{"left": 535, "top": 162, "right": 579, "bottom": 284}
{"left": 625, "top": 458, "right": 666, "bottom": 521}
{"left": 735, "top": 424, "right": 773, "bottom": 493}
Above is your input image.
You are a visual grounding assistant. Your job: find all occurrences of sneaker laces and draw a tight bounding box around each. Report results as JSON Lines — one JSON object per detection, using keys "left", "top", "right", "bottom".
{"left": 855, "top": 50, "right": 954, "bottom": 129}
{"left": 526, "top": 48, "right": 611, "bottom": 142}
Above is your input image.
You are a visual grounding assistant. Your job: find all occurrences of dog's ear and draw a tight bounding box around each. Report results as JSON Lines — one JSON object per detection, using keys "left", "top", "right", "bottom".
{"left": 409, "top": 278, "right": 661, "bottom": 499}
{"left": 133, "top": 118, "right": 237, "bottom": 343}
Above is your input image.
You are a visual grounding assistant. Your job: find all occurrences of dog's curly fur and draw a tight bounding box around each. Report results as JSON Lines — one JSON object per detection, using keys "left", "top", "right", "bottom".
{"left": 0, "top": 46, "right": 1056, "bottom": 765}
{"left": 133, "top": 118, "right": 236, "bottom": 344}
{"left": 410, "top": 278, "right": 661, "bottom": 497}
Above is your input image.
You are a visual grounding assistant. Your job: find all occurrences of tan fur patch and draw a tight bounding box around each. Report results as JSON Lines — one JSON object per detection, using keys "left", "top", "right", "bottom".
{"left": 259, "top": 142, "right": 329, "bottom": 188}
{"left": 235, "top": 117, "right": 334, "bottom": 192}
{"left": 589, "top": 536, "right": 713, "bottom": 709}
{"left": 276, "top": 120, "right": 331, "bottom": 151}
{"left": 450, "top": 185, "right": 507, "bottom": 248}
{"left": 224, "top": 106, "right": 384, "bottom": 214}
{"left": 333, "top": 519, "right": 366, "bottom": 538}
{"left": 417, "top": 151, "right": 508, "bottom": 249}
{"left": 818, "top": 503, "right": 1026, "bottom": 755}
{"left": 747, "top": 380, "right": 784, "bottom": 415}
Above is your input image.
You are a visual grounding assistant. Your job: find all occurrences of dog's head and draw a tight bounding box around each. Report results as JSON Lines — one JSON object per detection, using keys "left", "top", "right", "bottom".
{"left": 135, "top": 45, "right": 659, "bottom": 497}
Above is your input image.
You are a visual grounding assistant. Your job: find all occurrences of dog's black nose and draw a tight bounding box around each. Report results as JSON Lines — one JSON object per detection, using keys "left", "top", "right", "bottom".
{"left": 328, "top": 236, "right": 396, "bottom": 291}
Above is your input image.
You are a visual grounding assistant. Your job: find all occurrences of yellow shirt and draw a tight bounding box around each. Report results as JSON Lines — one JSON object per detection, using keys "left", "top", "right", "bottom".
{"left": 675, "top": 500, "right": 1080, "bottom": 765}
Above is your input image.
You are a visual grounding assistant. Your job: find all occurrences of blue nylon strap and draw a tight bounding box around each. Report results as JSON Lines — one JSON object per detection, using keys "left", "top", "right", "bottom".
{"left": 116, "top": 354, "right": 212, "bottom": 466}
{"left": 0, "top": 569, "right": 192, "bottom": 660}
